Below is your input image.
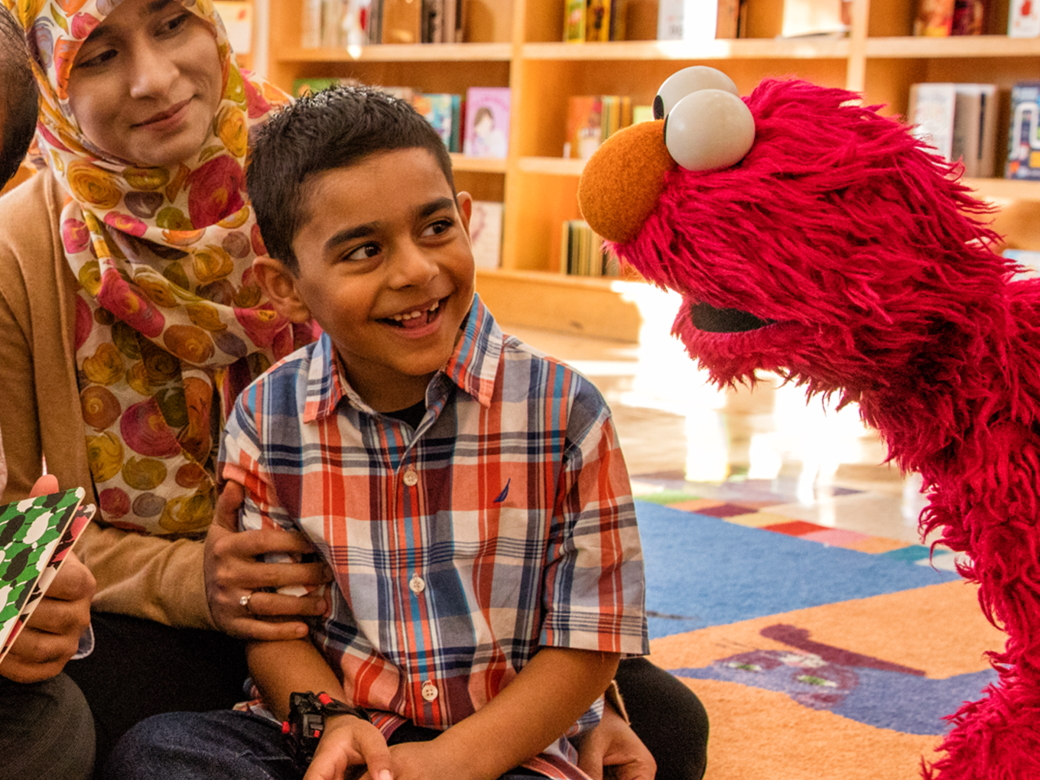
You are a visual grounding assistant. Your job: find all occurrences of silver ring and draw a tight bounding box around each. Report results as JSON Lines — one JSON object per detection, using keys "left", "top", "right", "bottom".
{"left": 239, "top": 592, "right": 254, "bottom": 613}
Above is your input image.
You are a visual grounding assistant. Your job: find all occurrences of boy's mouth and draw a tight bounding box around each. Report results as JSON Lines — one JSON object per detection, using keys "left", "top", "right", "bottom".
{"left": 381, "top": 298, "right": 445, "bottom": 329}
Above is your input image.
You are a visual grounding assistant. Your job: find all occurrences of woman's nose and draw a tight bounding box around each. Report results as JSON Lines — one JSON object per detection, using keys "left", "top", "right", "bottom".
{"left": 577, "top": 120, "right": 677, "bottom": 245}
{"left": 127, "top": 44, "right": 178, "bottom": 99}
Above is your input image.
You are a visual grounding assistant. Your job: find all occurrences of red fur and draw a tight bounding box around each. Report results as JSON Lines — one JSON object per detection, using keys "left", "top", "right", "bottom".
{"left": 607, "top": 78, "right": 1040, "bottom": 778}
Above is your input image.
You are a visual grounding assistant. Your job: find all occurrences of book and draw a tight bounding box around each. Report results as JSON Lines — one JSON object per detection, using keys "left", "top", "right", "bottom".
{"left": 381, "top": 0, "right": 423, "bottom": 43}
{"left": 564, "top": 0, "right": 586, "bottom": 41}
{"left": 909, "top": 82, "right": 997, "bottom": 177}
{"left": 559, "top": 219, "right": 615, "bottom": 277}
{"left": 1009, "top": 0, "right": 1040, "bottom": 36}
{"left": 412, "top": 93, "right": 463, "bottom": 152}
{"left": 0, "top": 488, "right": 94, "bottom": 663}
{"left": 908, "top": 82, "right": 957, "bottom": 160}
{"left": 564, "top": 95, "right": 632, "bottom": 159}
{"left": 780, "top": 0, "right": 849, "bottom": 37}
{"left": 1006, "top": 82, "right": 1040, "bottom": 180}
{"left": 469, "top": 201, "right": 504, "bottom": 269}
{"left": 914, "top": 0, "right": 955, "bottom": 35}
{"left": 658, "top": 0, "right": 740, "bottom": 41}
{"left": 951, "top": 0, "right": 985, "bottom": 34}
{"left": 463, "top": 87, "right": 510, "bottom": 159}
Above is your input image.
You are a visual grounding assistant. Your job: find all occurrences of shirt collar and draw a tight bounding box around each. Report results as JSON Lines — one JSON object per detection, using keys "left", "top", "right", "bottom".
{"left": 304, "top": 294, "right": 502, "bottom": 423}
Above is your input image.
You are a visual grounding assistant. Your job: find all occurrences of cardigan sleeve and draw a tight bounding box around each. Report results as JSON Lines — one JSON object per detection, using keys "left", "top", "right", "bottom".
{"left": 0, "top": 172, "right": 216, "bottom": 630}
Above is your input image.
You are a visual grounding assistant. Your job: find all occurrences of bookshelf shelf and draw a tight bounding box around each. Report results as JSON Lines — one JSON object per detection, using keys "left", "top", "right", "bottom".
{"left": 264, "top": 0, "right": 1040, "bottom": 341}
{"left": 275, "top": 42, "right": 513, "bottom": 63}
{"left": 522, "top": 38, "right": 851, "bottom": 61}
{"left": 518, "top": 158, "right": 585, "bottom": 177}
{"left": 450, "top": 155, "right": 508, "bottom": 174}
{"left": 865, "top": 36, "right": 1040, "bottom": 58}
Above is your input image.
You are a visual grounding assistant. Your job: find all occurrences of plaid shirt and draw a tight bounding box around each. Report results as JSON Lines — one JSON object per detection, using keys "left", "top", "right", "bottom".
{"left": 221, "top": 296, "right": 648, "bottom": 779}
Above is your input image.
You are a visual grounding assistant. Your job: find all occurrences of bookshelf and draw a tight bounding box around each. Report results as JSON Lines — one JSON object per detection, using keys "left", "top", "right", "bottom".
{"left": 260, "top": 0, "right": 1040, "bottom": 341}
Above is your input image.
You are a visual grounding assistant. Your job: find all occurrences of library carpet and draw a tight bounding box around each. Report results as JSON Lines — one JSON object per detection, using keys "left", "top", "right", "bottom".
{"left": 632, "top": 485, "right": 1006, "bottom": 780}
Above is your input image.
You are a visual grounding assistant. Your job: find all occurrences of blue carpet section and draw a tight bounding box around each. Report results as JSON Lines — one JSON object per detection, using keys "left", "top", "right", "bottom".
{"left": 636, "top": 500, "right": 961, "bottom": 640}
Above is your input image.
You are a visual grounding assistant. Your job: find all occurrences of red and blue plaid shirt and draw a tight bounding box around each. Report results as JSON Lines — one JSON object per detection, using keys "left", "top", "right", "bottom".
{"left": 221, "top": 296, "right": 647, "bottom": 779}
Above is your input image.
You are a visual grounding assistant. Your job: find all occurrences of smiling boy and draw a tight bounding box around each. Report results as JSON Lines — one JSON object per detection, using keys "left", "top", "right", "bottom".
{"left": 103, "top": 86, "right": 648, "bottom": 780}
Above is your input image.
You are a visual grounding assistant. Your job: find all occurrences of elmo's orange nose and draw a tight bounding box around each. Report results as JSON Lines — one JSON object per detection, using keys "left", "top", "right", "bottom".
{"left": 577, "top": 120, "right": 677, "bottom": 245}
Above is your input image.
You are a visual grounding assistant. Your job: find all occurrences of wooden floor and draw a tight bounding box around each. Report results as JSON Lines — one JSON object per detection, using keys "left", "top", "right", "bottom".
{"left": 510, "top": 324, "right": 931, "bottom": 546}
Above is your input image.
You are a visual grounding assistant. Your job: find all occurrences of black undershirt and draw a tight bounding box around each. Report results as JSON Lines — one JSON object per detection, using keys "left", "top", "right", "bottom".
{"left": 384, "top": 399, "right": 426, "bottom": 430}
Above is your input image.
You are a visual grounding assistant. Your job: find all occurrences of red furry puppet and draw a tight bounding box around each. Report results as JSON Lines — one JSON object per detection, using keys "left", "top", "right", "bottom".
{"left": 578, "top": 67, "right": 1040, "bottom": 779}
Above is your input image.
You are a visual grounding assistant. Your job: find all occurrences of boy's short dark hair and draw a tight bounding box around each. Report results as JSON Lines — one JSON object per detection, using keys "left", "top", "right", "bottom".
{"left": 0, "top": 6, "right": 38, "bottom": 189}
{"left": 247, "top": 85, "right": 456, "bottom": 273}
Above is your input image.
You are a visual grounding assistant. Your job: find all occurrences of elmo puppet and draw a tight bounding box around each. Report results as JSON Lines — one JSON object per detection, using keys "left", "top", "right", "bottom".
{"left": 578, "top": 67, "right": 1040, "bottom": 779}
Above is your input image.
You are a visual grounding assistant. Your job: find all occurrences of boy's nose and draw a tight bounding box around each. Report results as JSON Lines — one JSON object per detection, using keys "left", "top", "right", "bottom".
{"left": 390, "top": 243, "right": 438, "bottom": 288}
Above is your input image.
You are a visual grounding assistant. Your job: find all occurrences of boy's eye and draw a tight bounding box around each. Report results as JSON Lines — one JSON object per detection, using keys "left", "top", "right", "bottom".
{"left": 345, "top": 243, "right": 381, "bottom": 262}
{"left": 422, "top": 219, "right": 454, "bottom": 237}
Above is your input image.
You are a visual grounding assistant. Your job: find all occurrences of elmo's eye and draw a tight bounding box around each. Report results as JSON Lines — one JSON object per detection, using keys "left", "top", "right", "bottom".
{"left": 653, "top": 66, "right": 740, "bottom": 120}
{"left": 664, "top": 89, "right": 756, "bottom": 172}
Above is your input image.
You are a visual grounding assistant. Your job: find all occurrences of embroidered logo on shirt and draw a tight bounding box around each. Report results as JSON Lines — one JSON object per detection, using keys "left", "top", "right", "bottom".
{"left": 493, "top": 479, "right": 511, "bottom": 504}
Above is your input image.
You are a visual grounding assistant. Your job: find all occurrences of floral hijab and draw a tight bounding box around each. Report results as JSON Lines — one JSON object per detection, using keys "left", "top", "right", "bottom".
{"left": 4, "top": 0, "right": 310, "bottom": 535}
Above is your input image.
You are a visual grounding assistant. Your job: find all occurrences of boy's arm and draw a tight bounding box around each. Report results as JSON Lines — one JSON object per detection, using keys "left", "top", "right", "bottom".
{"left": 387, "top": 647, "right": 620, "bottom": 780}
{"left": 247, "top": 639, "right": 393, "bottom": 780}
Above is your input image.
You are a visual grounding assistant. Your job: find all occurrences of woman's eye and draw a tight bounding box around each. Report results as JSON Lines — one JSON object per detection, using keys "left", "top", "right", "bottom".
{"left": 160, "top": 12, "right": 192, "bottom": 34}
{"left": 76, "top": 48, "right": 117, "bottom": 69}
{"left": 345, "top": 244, "right": 381, "bottom": 262}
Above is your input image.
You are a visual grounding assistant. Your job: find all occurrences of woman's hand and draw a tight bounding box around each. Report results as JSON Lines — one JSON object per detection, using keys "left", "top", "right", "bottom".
{"left": 0, "top": 475, "right": 95, "bottom": 684}
{"left": 574, "top": 702, "right": 657, "bottom": 780}
{"left": 303, "top": 715, "right": 394, "bottom": 780}
{"left": 203, "top": 481, "right": 333, "bottom": 640}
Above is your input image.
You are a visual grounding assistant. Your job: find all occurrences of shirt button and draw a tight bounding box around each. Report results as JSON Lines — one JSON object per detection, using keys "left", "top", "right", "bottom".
{"left": 403, "top": 469, "right": 418, "bottom": 487}
{"left": 421, "top": 681, "right": 438, "bottom": 702}
{"left": 409, "top": 575, "right": 426, "bottom": 594}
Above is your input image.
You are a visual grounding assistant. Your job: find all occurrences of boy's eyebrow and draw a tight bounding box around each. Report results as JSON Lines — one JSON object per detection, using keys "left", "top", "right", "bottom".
{"left": 322, "top": 197, "right": 457, "bottom": 254}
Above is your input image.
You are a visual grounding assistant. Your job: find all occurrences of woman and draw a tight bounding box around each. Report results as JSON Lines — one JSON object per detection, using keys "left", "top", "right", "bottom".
{"left": 0, "top": 0, "right": 707, "bottom": 775}
{"left": 0, "top": 0, "right": 326, "bottom": 760}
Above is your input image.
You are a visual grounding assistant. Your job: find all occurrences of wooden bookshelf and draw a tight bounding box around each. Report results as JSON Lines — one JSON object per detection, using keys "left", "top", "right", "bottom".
{"left": 261, "top": 0, "right": 1040, "bottom": 341}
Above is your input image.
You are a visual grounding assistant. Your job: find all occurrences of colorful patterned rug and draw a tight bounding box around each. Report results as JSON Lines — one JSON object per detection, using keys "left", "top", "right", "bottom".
{"left": 632, "top": 478, "right": 1005, "bottom": 780}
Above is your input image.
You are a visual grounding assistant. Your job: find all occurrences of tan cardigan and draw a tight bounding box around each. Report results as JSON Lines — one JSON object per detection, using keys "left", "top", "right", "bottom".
{"left": 0, "top": 171, "right": 215, "bottom": 629}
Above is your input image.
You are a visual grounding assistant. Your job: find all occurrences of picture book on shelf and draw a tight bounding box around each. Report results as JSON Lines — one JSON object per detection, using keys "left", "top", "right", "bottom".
{"left": 565, "top": 95, "right": 632, "bottom": 160}
{"left": 913, "top": 0, "right": 954, "bottom": 35}
{"left": 565, "top": 0, "right": 628, "bottom": 42}
{"left": 0, "top": 488, "right": 94, "bottom": 663}
{"left": 463, "top": 87, "right": 510, "bottom": 159}
{"left": 658, "top": 0, "right": 739, "bottom": 41}
{"left": 469, "top": 201, "right": 504, "bottom": 270}
{"left": 1006, "top": 82, "right": 1040, "bottom": 180}
{"left": 412, "top": 93, "right": 463, "bottom": 153}
{"left": 1009, "top": 0, "right": 1040, "bottom": 36}
{"left": 908, "top": 82, "right": 957, "bottom": 160}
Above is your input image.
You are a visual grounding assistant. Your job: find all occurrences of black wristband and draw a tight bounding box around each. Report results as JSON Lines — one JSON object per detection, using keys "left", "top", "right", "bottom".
{"left": 283, "top": 691, "right": 370, "bottom": 769}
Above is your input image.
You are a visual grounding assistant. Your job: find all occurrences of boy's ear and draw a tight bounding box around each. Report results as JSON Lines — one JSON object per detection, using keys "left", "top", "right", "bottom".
{"left": 253, "top": 257, "right": 311, "bottom": 324}
{"left": 456, "top": 191, "right": 473, "bottom": 236}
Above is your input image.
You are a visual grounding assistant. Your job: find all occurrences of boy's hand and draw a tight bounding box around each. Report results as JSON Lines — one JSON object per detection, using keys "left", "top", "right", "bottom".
{"left": 574, "top": 703, "right": 656, "bottom": 780}
{"left": 204, "top": 481, "right": 332, "bottom": 640}
{"left": 303, "top": 715, "right": 394, "bottom": 780}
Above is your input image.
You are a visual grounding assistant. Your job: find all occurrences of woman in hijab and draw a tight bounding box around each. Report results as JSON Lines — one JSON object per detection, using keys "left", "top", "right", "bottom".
{"left": 0, "top": 0, "right": 327, "bottom": 761}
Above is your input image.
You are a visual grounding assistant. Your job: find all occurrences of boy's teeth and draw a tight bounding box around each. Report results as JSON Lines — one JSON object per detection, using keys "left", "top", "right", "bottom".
{"left": 391, "top": 301, "right": 440, "bottom": 321}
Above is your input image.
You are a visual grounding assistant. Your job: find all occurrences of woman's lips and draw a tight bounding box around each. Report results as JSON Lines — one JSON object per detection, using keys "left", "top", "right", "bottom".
{"left": 135, "top": 99, "right": 191, "bottom": 129}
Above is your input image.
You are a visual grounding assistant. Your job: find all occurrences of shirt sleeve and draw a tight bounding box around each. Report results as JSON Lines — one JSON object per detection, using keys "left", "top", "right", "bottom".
{"left": 539, "top": 383, "right": 650, "bottom": 659}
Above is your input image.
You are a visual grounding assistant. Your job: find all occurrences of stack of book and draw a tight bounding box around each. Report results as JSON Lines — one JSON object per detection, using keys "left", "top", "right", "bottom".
{"left": 906, "top": 82, "right": 998, "bottom": 178}
{"left": 564, "top": 95, "right": 632, "bottom": 160}
{"left": 560, "top": 220, "right": 619, "bottom": 278}
{"left": 564, "top": 0, "right": 628, "bottom": 41}
{"left": 913, "top": 0, "right": 987, "bottom": 36}
{"left": 301, "top": 0, "right": 465, "bottom": 48}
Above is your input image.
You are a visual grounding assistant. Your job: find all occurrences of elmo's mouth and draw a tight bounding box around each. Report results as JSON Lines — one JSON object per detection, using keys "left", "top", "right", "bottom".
{"left": 690, "top": 301, "right": 774, "bottom": 333}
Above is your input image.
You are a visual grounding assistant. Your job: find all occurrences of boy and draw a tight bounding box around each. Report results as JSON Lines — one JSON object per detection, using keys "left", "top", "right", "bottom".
{"left": 106, "top": 86, "right": 647, "bottom": 780}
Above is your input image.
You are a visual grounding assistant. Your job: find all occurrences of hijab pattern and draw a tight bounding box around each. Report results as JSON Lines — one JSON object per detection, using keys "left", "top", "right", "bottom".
{"left": 4, "top": 0, "right": 311, "bottom": 535}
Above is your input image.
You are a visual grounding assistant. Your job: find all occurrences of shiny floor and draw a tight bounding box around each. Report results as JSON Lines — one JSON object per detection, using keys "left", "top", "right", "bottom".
{"left": 509, "top": 323, "right": 934, "bottom": 547}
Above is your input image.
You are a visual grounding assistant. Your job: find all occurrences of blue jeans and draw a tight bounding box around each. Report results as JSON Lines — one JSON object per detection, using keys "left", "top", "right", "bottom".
{"left": 102, "top": 709, "right": 544, "bottom": 780}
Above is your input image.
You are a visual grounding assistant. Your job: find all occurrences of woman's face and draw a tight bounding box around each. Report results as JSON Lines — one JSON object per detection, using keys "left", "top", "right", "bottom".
{"left": 66, "top": 0, "right": 222, "bottom": 168}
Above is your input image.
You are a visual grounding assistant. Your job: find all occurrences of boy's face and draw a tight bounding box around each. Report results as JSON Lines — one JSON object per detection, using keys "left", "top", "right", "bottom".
{"left": 274, "top": 147, "right": 475, "bottom": 411}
